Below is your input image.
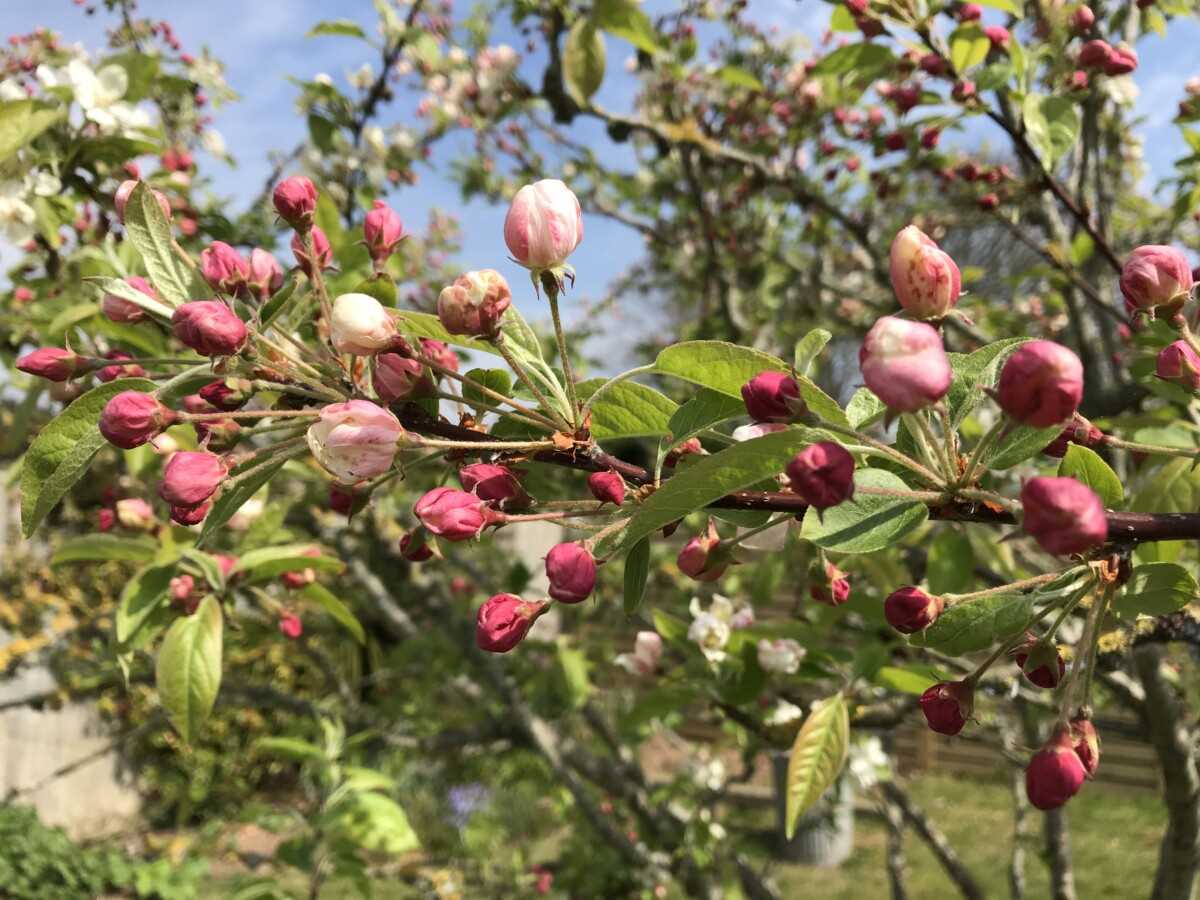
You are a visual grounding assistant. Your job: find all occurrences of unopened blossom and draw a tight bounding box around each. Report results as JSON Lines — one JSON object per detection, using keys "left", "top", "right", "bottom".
{"left": 920, "top": 680, "right": 974, "bottom": 735}
{"left": 101, "top": 275, "right": 156, "bottom": 323}
{"left": 996, "top": 340, "right": 1084, "bottom": 427}
{"left": 545, "top": 542, "right": 597, "bottom": 604}
{"left": 458, "top": 463, "right": 530, "bottom": 508}
{"left": 786, "top": 442, "right": 855, "bottom": 509}
{"left": 330, "top": 292, "right": 399, "bottom": 354}
{"left": 414, "top": 487, "right": 493, "bottom": 541}
{"left": 1026, "top": 727, "right": 1088, "bottom": 810}
{"left": 273, "top": 175, "right": 318, "bottom": 231}
{"left": 246, "top": 249, "right": 284, "bottom": 300}
{"left": 363, "top": 200, "right": 405, "bottom": 265}
{"left": 16, "top": 347, "right": 84, "bottom": 382}
{"left": 476, "top": 594, "right": 548, "bottom": 652}
{"left": 811, "top": 560, "right": 851, "bottom": 606}
{"left": 306, "top": 400, "right": 404, "bottom": 482}
{"left": 373, "top": 353, "right": 430, "bottom": 403}
{"left": 859, "top": 316, "right": 952, "bottom": 412}
{"left": 884, "top": 586, "right": 944, "bottom": 634}
{"left": 99, "top": 391, "right": 173, "bottom": 448}
{"left": 503, "top": 179, "right": 584, "bottom": 270}
{"left": 1119, "top": 245, "right": 1193, "bottom": 316}
{"left": 587, "top": 470, "right": 626, "bottom": 506}
{"left": 677, "top": 519, "right": 729, "bottom": 582}
{"left": 200, "top": 241, "right": 249, "bottom": 295}
{"left": 741, "top": 370, "right": 805, "bottom": 422}
{"left": 437, "top": 269, "right": 512, "bottom": 339}
{"left": 113, "top": 179, "right": 171, "bottom": 223}
{"left": 1156, "top": 341, "right": 1200, "bottom": 391}
{"left": 172, "top": 300, "right": 247, "bottom": 356}
{"left": 888, "top": 224, "right": 961, "bottom": 319}
{"left": 115, "top": 498, "right": 155, "bottom": 531}
{"left": 1020, "top": 476, "right": 1107, "bottom": 555}
{"left": 291, "top": 226, "right": 332, "bottom": 276}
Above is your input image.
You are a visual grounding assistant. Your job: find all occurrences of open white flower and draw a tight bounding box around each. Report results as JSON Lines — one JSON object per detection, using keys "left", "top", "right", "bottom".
{"left": 0, "top": 180, "right": 37, "bottom": 245}
{"left": 687, "top": 611, "right": 730, "bottom": 663}
{"left": 0, "top": 79, "right": 26, "bottom": 101}
{"left": 67, "top": 59, "right": 151, "bottom": 133}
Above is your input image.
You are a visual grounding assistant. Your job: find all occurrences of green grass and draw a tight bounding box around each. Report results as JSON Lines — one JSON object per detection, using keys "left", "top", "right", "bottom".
{"left": 767, "top": 773, "right": 1165, "bottom": 899}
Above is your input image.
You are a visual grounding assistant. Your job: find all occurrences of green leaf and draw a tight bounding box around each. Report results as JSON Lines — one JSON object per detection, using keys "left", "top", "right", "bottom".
{"left": 46, "top": 302, "right": 99, "bottom": 336}
{"left": 232, "top": 543, "right": 345, "bottom": 581}
{"left": 1058, "top": 445, "right": 1122, "bottom": 508}
{"left": 976, "top": 0, "right": 1022, "bottom": 15}
{"left": 810, "top": 43, "right": 896, "bottom": 81}
{"left": 20, "top": 377, "right": 157, "bottom": 536}
{"left": 300, "top": 583, "right": 366, "bottom": 644}
{"left": 667, "top": 389, "right": 745, "bottom": 445}
{"left": 259, "top": 278, "right": 298, "bottom": 329}
{"left": 984, "top": 423, "right": 1061, "bottom": 470}
{"left": 394, "top": 311, "right": 495, "bottom": 355}
{"left": 655, "top": 340, "right": 788, "bottom": 397}
{"left": 946, "top": 337, "right": 1030, "bottom": 428}
{"left": 874, "top": 665, "right": 938, "bottom": 695}
{"left": 332, "top": 793, "right": 420, "bottom": 855}
{"left": 949, "top": 25, "right": 991, "bottom": 72}
{"left": 556, "top": 639, "right": 592, "bottom": 709}
{"left": 253, "top": 736, "right": 326, "bottom": 762}
{"left": 156, "top": 595, "right": 223, "bottom": 744}
{"left": 577, "top": 378, "right": 677, "bottom": 439}
{"left": 925, "top": 529, "right": 976, "bottom": 594}
{"left": 0, "top": 100, "right": 61, "bottom": 163}
{"left": 652, "top": 609, "right": 689, "bottom": 644}
{"left": 910, "top": 592, "right": 1035, "bottom": 655}
{"left": 123, "top": 182, "right": 196, "bottom": 305}
{"left": 623, "top": 428, "right": 816, "bottom": 549}
{"left": 797, "top": 375, "right": 849, "bottom": 428}
{"left": 182, "top": 549, "right": 227, "bottom": 592}
{"left": 116, "top": 563, "right": 174, "bottom": 647}
{"left": 623, "top": 538, "right": 651, "bottom": 616}
{"left": 1022, "top": 94, "right": 1081, "bottom": 172}
{"left": 564, "top": 18, "right": 607, "bottom": 105}
{"left": 85, "top": 275, "right": 175, "bottom": 319}
{"left": 1132, "top": 458, "right": 1200, "bottom": 515}
{"left": 1113, "top": 563, "right": 1198, "bottom": 617}
{"left": 461, "top": 368, "right": 513, "bottom": 412}
{"left": 197, "top": 456, "right": 288, "bottom": 547}
{"left": 307, "top": 19, "right": 367, "bottom": 39}
{"left": 793, "top": 329, "right": 832, "bottom": 376}
{"left": 846, "top": 388, "right": 885, "bottom": 429}
{"left": 717, "top": 65, "right": 763, "bottom": 91}
{"left": 829, "top": 4, "right": 858, "bottom": 31}
{"left": 801, "top": 468, "right": 929, "bottom": 554}
{"left": 785, "top": 693, "right": 850, "bottom": 839}
{"left": 593, "top": 0, "right": 661, "bottom": 54}
{"left": 51, "top": 534, "right": 157, "bottom": 566}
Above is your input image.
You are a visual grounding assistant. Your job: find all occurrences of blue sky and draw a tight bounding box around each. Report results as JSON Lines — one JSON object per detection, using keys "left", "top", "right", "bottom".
{"left": 3, "top": 1, "right": 1198, "bottom": 369}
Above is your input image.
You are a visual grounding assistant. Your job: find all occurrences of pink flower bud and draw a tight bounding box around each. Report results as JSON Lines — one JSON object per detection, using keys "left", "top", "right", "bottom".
{"left": 1103, "top": 44, "right": 1137, "bottom": 76}
{"left": 920, "top": 680, "right": 974, "bottom": 735}
{"left": 114, "top": 180, "right": 171, "bottom": 223}
{"left": 545, "top": 542, "right": 597, "bottom": 604}
{"left": 1072, "top": 5, "right": 1095, "bottom": 31}
{"left": 885, "top": 585, "right": 944, "bottom": 633}
{"left": 329, "top": 484, "right": 369, "bottom": 519}
{"left": 246, "top": 248, "right": 284, "bottom": 300}
{"left": 373, "top": 353, "right": 430, "bottom": 403}
{"left": 291, "top": 226, "right": 332, "bottom": 276}
{"left": 97, "top": 508, "right": 115, "bottom": 532}
{"left": 437, "top": 269, "right": 512, "bottom": 339}
{"left": 1155, "top": 341, "right": 1200, "bottom": 391}
{"left": 169, "top": 574, "right": 198, "bottom": 614}
{"left": 1077, "top": 39, "right": 1112, "bottom": 69}
{"left": 588, "top": 470, "right": 626, "bottom": 506}
{"left": 330, "top": 292, "right": 398, "bottom": 355}
{"left": 957, "top": 2, "right": 982, "bottom": 20}
{"left": 280, "top": 548, "right": 320, "bottom": 590}
{"left": 96, "top": 351, "right": 146, "bottom": 383}
{"left": 100, "top": 391, "right": 174, "bottom": 448}
{"left": 1042, "top": 414, "right": 1104, "bottom": 458}
{"left": 215, "top": 554, "right": 238, "bottom": 578}
{"left": 1120, "top": 245, "right": 1193, "bottom": 315}
{"left": 786, "top": 441, "right": 855, "bottom": 509}
{"left": 159, "top": 450, "right": 227, "bottom": 508}
{"left": 740, "top": 371, "right": 805, "bottom": 422}
{"left": 458, "top": 463, "right": 530, "bottom": 508}
{"left": 399, "top": 529, "right": 435, "bottom": 561}
{"left": 476, "top": 593, "right": 548, "bottom": 653}
{"left": 115, "top": 497, "right": 155, "bottom": 531}
{"left": 952, "top": 80, "right": 976, "bottom": 102}
{"left": 199, "top": 241, "right": 249, "bottom": 295}
{"left": 102, "top": 275, "right": 156, "bottom": 323}
{"left": 665, "top": 437, "right": 705, "bottom": 467}
{"left": 170, "top": 502, "right": 211, "bottom": 526}
{"left": 677, "top": 519, "right": 728, "bottom": 582}
{"left": 419, "top": 338, "right": 458, "bottom": 373}
{"left": 1012, "top": 634, "right": 1066, "bottom": 688}
{"left": 279, "top": 613, "right": 303, "bottom": 639}
{"left": 1070, "top": 716, "right": 1101, "bottom": 777}
{"left": 13, "top": 286, "right": 33, "bottom": 303}
{"left": 363, "top": 200, "right": 405, "bottom": 264}
{"left": 996, "top": 340, "right": 1084, "bottom": 427}
{"left": 810, "top": 560, "right": 851, "bottom": 606}
{"left": 919, "top": 53, "right": 947, "bottom": 76}
{"left": 1026, "top": 727, "right": 1087, "bottom": 810}
{"left": 306, "top": 400, "right": 404, "bottom": 482}
{"left": 889, "top": 225, "right": 962, "bottom": 320}
{"left": 415, "top": 487, "right": 494, "bottom": 541}
{"left": 1020, "top": 476, "right": 1107, "bottom": 555}
{"left": 985, "top": 25, "right": 1010, "bottom": 48}
{"left": 272, "top": 175, "right": 318, "bottom": 231}
{"left": 16, "top": 347, "right": 83, "bottom": 382}
{"left": 172, "top": 300, "right": 248, "bottom": 356}
{"left": 615, "top": 631, "right": 663, "bottom": 676}
{"left": 503, "top": 179, "right": 584, "bottom": 270}
{"left": 199, "top": 378, "right": 251, "bottom": 412}
{"left": 859, "top": 317, "right": 952, "bottom": 412}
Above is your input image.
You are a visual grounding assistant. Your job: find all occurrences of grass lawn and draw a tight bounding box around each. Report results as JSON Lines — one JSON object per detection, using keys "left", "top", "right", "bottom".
{"left": 765, "top": 773, "right": 1165, "bottom": 899}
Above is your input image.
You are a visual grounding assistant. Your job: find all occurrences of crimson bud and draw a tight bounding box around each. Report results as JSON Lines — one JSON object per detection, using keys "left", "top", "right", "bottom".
{"left": 741, "top": 370, "right": 805, "bottom": 422}
{"left": 199, "top": 241, "right": 249, "bottom": 295}
{"left": 99, "top": 391, "right": 174, "bottom": 448}
{"left": 363, "top": 200, "right": 405, "bottom": 265}
{"left": 172, "top": 300, "right": 247, "bottom": 356}
{"left": 272, "top": 175, "right": 318, "bottom": 231}
{"left": 920, "top": 680, "right": 974, "bottom": 735}
{"left": 810, "top": 560, "right": 851, "bottom": 606}
{"left": 101, "top": 275, "right": 155, "bottom": 323}
{"left": 996, "top": 340, "right": 1084, "bottom": 427}
{"left": 476, "top": 593, "right": 548, "bottom": 652}
{"left": 1026, "top": 727, "right": 1087, "bottom": 810}
{"left": 588, "top": 470, "right": 626, "bottom": 506}
{"left": 677, "top": 519, "right": 729, "bottom": 582}
{"left": 16, "top": 347, "right": 84, "bottom": 382}
{"left": 1156, "top": 340, "right": 1200, "bottom": 391}
{"left": 1120, "top": 245, "right": 1193, "bottom": 317}
{"left": 545, "top": 542, "right": 597, "bottom": 603}
{"left": 884, "top": 585, "right": 944, "bottom": 633}
{"left": 1012, "top": 634, "right": 1066, "bottom": 688}
{"left": 414, "top": 487, "right": 495, "bottom": 541}
{"left": 159, "top": 450, "right": 227, "bottom": 508}
{"left": 1020, "top": 476, "right": 1107, "bottom": 555}
{"left": 458, "top": 463, "right": 530, "bottom": 509}
{"left": 786, "top": 441, "right": 855, "bottom": 509}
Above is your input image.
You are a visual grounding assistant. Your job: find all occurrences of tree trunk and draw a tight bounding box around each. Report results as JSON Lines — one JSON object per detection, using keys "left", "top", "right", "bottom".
{"left": 1136, "top": 644, "right": 1200, "bottom": 900}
